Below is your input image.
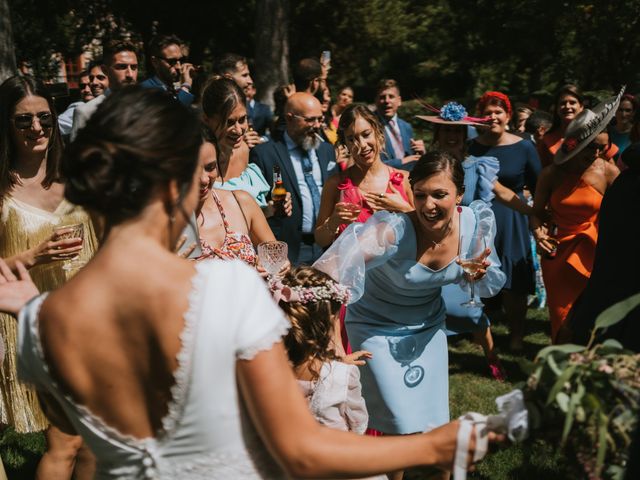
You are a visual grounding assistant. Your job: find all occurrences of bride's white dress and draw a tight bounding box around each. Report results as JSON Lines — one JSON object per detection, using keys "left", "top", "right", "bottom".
{"left": 17, "top": 260, "right": 290, "bottom": 479}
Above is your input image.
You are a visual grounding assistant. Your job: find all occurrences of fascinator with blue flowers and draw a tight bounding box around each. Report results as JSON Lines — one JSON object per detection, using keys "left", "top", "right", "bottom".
{"left": 416, "top": 100, "right": 492, "bottom": 127}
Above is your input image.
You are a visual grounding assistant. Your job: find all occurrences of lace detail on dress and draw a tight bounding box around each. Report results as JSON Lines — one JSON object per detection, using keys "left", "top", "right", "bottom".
{"left": 27, "top": 266, "right": 206, "bottom": 448}
{"left": 236, "top": 317, "right": 290, "bottom": 361}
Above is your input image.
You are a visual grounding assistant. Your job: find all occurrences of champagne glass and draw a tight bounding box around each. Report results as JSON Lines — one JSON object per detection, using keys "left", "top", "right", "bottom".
{"left": 54, "top": 223, "right": 85, "bottom": 272}
{"left": 459, "top": 233, "right": 486, "bottom": 308}
{"left": 339, "top": 186, "right": 363, "bottom": 218}
{"left": 257, "top": 241, "right": 288, "bottom": 282}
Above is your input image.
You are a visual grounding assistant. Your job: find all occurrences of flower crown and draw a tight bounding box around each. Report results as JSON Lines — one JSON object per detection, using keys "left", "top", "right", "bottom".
{"left": 270, "top": 279, "right": 351, "bottom": 305}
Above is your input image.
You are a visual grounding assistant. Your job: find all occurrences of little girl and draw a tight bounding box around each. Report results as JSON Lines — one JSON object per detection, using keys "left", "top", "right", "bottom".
{"left": 272, "top": 266, "right": 371, "bottom": 435}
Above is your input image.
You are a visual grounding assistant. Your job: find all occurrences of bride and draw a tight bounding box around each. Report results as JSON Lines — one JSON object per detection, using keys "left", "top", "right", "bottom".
{"left": 0, "top": 87, "right": 498, "bottom": 479}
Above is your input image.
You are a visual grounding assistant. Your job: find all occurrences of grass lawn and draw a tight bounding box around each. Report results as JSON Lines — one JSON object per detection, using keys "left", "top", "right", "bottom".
{"left": 1, "top": 306, "right": 572, "bottom": 479}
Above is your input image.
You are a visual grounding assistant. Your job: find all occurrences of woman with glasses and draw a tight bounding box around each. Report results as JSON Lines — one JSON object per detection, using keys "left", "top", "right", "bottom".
{"left": 0, "top": 75, "right": 98, "bottom": 478}
{"left": 201, "top": 77, "right": 292, "bottom": 219}
{"left": 532, "top": 91, "right": 621, "bottom": 343}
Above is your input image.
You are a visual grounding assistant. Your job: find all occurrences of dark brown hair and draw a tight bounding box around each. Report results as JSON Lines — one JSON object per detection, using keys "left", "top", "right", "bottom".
{"left": 549, "top": 84, "right": 585, "bottom": 133}
{"left": 409, "top": 150, "right": 465, "bottom": 193}
{"left": 103, "top": 39, "right": 138, "bottom": 65}
{"left": 376, "top": 78, "right": 400, "bottom": 96}
{"left": 63, "top": 87, "right": 201, "bottom": 226}
{"left": 0, "top": 75, "right": 63, "bottom": 198}
{"left": 279, "top": 266, "right": 341, "bottom": 381}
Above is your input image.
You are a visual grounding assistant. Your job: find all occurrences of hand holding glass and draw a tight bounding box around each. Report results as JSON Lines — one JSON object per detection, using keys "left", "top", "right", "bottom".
{"left": 458, "top": 234, "right": 486, "bottom": 308}
{"left": 54, "top": 223, "right": 85, "bottom": 271}
{"left": 257, "top": 241, "right": 288, "bottom": 281}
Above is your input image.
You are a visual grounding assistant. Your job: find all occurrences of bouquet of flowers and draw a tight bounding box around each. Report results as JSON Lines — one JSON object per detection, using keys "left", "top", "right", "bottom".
{"left": 523, "top": 293, "right": 640, "bottom": 479}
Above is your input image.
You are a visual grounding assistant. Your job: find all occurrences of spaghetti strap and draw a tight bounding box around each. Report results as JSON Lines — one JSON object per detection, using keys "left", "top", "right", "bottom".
{"left": 211, "top": 190, "right": 231, "bottom": 233}
{"left": 230, "top": 191, "right": 250, "bottom": 232}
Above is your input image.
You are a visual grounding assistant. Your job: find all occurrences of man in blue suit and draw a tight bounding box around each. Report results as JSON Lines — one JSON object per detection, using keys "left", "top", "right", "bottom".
{"left": 140, "top": 34, "right": 194, "bottom": 107}
{"left": 246, "top": 83, "right": 273, "bottom": 137}
{"left": 250, "top": 92, "right": 336, "bottom": 264}
{"left": 375, "top": 79, "right": 425, "bottom": 171}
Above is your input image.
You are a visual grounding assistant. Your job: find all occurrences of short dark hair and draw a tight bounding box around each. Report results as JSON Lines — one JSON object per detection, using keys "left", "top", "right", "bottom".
{"left": 550, "top": 84, "right": 584, "bottom": 133}
{"left": 376, "top": 79, "right": 400, "bottom": 96}
{"left": 103, "top": 40, "right": 138, "bottom": 65}
{"left": 148, "top": 34, "right": 184, "bottom": 59}
{"left": 87, "top": 61, "right": 107, "bottom": 75}
{"left": 293, "top": 58, "right": 322, "bottom": 92}
{"left": 409, "top": 151, "right": 465, "bottom": 194}
{"left": 0, "top": 75, "right": 63, "bottom": 197}
{"left": 63, "top": 87, "right": 201, "bottom": 226}
{"left": 525, "top": 110, "right": 552, "bottom": 134}
{"left": 214, "top": 53, "right": 247, "bottom": 76}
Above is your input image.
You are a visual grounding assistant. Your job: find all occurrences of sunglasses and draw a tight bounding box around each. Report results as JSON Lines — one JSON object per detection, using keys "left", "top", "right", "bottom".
{"left": 89, "top": 74, "right": 107, "bottom": 82}
{"left": 13, "top": 112, "right": 54, "bottom": 130}
{"left": 158, "top": 56, "right": 186, "bottom": 67}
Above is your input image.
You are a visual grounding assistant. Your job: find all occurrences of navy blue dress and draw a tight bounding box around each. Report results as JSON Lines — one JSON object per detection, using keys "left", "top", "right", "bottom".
{"left": 468, "top": 140, "right": 541, "bottom": 293}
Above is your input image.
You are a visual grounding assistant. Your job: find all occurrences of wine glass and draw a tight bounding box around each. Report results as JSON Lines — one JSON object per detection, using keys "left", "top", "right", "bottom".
{"left": 54, "top": 223, "right": 85, "bottom": 272}
{"left": 459, "top": 233, "right": 486, "bottom": 308}
{"left": 339, "top": 186, "right": 363, "bottom": 218}
{"left": 257, "top": 241, "right": 288, "bottom": 282}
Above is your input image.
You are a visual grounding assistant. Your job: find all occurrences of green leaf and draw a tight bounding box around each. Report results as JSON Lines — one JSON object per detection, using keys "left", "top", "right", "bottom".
{"left": 556, "top": 392, "right": 569, "bottom": 412}
{"left": 561, "top": 384, "right": 585, "bottom": 445}
{"left": 599, "top": 338, "right": 624, "bottom": 350}
{"left": 594, "top": 292, "right": 640, "bottom": 330}
{"left": 536, "top": 343, "right": 585, "bottom": 361}
{"left": 546, "top": 354, "right": 563, "bottom": 377}
{"left": 546, "top": 364, "right": 577, "bottom": 405}
{"left": 596, "top": 412, "right": 608, "bottom": 474}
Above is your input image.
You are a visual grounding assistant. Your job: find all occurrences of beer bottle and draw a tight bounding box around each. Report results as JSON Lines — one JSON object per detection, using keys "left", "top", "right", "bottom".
{"left": 271, "top": 165, "right": 287, "bottom": 216}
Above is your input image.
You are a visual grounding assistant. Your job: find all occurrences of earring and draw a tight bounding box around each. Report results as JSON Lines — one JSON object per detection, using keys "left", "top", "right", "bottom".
{"left": 457, "top": 206, "right": 462, "bottom": 213}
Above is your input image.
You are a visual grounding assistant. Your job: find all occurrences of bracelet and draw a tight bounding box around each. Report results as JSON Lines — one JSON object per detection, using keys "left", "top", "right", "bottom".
{"left": 180, "top": 83, "right": 192, "bottom": 91}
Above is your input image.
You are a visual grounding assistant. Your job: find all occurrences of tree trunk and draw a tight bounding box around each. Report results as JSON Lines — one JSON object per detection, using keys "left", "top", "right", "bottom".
{"left": 0, "top": 0, "right": 17, "bottom": 82}
{"left": 254, "top": 0, "right": 289, "bottom": 109}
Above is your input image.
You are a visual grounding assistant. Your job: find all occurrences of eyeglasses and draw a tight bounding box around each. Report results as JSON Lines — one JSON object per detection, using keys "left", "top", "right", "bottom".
{"left": 13, "top": 112, "right": 54, "bottom": 130}
{"left": 89, "top": 74, "right": 107, "bottom": 82}
{"left": 158, "top": 56, "right": 186, "bottom": 67}
{"left": 292, "top": 114, "right": 324, "bottom": 124}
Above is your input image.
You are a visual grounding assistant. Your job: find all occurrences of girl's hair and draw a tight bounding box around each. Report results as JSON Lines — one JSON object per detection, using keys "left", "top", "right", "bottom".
{"left": 63, "top": 87, "right": 201, "bottom": 226}
{"left": 279, "top": 266, "right": 341, "bottom": 380}
{"left": 337, "top": 103, "right": 386, "bottom": 153}
{"left": 409, "top": 150, "right": 465, "bottom": 194}
{"left": 549, "top": 84, "right": 585, "bottom": 133}
{"left": 0, "top": 75, "right": 63, "bottom": 197}
{"left": 201, "top": 76, "right": 246, "bottom": 132}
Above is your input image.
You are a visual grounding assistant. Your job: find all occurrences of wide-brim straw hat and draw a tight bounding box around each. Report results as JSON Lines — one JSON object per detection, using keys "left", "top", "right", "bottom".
{"left": 554, "top": 86, "right": 625, "bottom": 165}
{"left": 416, "top": 101, "right": 492, "bottom": 127}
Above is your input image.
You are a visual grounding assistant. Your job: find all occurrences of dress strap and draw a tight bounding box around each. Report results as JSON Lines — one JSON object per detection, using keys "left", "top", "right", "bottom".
{"left": 230, "top": 191, "right": 250, "bottom": 232}
{"left": 211, "top": 190, "right": 231, "bottom": 233}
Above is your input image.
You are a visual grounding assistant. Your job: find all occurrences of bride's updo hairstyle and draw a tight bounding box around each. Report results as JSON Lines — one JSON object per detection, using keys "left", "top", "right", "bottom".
{"left": 409, "top": 150, "right": 465, "bottom": 193}
{"left": 63, "top": 87, "right": 202, "bottom": 225}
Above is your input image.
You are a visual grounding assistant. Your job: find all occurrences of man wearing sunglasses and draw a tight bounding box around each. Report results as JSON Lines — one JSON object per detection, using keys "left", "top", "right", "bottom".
{"left": 70, "top": 40, "right": 139, "bottom": 140}
{"left": 57, "top": 70, "right": 94, "bottom": 138}
{"left": 141, "top": 34, "right": 194, "bottom": 107}
{"left": 250, "top": 92, "right": 336, "bottom": 265}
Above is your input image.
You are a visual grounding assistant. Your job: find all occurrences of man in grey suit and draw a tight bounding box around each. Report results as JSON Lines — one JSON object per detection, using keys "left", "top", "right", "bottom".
{"left": 70, "top": 40, "right": 139, "bottom": 140}
{"left": 250, "top": 93, "right": 336, "bottom": 264}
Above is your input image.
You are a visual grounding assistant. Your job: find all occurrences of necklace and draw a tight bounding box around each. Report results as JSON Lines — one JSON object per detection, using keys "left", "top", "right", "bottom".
{"left": 425, "top": 218, "right": 453, "bottom": 248}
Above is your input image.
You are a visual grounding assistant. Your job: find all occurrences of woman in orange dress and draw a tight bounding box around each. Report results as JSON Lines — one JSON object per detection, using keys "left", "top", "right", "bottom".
{"left": 532, "top": 90, "right": 622, "bottom": 342}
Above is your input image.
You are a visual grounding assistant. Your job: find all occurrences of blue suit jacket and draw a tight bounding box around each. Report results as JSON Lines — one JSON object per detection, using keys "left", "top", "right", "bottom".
{"left": 377, "top": 113, "right": 415, "bottom": 171}
{"left": 140, "top": 76, "right": 194, "bottom": 107}
{"left": 249, "top": 139, "right": 336, "bottom": 262}
{"left": 247, "top": 100, "right": 273, "bottom": 136}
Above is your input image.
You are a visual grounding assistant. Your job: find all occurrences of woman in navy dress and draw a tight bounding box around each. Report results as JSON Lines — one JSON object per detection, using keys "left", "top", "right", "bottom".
{"left": 468, "top": 92, "right": 541, "bottom": 351}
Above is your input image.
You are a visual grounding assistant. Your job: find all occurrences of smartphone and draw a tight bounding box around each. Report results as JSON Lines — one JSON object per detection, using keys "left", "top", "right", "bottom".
{"left": 321, "top": 50, "right": 331, "bottom": 64}
{"left": 178, "top": 212, "right": 203, "bottom": 259}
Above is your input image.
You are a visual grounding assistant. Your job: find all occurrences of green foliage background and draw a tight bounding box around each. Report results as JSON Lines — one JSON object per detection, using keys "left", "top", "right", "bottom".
{"left": 9, "top": 0, "right": 640, "bottom": 103}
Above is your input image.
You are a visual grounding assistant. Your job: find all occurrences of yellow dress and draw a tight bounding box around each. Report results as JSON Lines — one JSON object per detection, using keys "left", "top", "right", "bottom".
{"left": 0, "top": 195, "right": 98, "bottom": 432}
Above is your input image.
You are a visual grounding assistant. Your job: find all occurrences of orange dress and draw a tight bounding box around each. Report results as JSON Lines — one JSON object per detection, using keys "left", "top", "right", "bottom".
{"left": 541, "top": 174, "right": 602, "bottom": 341}
{"left": 538, "top": 130, "right": 619, "bottom": 168}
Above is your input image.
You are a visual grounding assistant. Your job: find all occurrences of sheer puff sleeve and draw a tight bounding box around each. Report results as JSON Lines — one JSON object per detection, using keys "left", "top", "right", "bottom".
{"left": 313, "top": 211, "right": 407, "bottom": 304}
{"left": 458, "top": 201, "right": 506, "bottom": 298}
{"left": 466, "top": 155, "right": 499, "bottom": 204}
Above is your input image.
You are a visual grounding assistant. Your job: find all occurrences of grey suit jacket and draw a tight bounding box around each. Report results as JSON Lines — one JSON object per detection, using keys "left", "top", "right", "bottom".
{"left": 70, "top": 94, "right": 107, "bottom": 141}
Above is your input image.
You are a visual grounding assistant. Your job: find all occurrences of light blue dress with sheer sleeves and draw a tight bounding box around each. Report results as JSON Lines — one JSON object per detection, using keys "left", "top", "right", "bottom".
{"left": 444, "top": 155, "right": 499, "bottom": 334}
{"left": 314, "top": 202, "right": 505, "bottom": 434}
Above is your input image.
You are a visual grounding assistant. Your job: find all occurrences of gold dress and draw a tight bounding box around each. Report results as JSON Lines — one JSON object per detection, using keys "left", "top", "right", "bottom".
{"left": 0, "top": 196, "right": 98, "bottom": 432}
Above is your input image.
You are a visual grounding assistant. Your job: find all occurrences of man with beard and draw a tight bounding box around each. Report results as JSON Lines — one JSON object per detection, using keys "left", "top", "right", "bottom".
{"left": 70, "top": 40, "right": 138, "bottom": 140}
{"left": 250, "top": 93, "right": 336, "bottom": 264}
{"left": 375, "top": 78, "right": 425, "bottom": 171}
{"left": 141, "top": 34, "right": 194, "bottom": 106}
{"left": 58, "top": 70, "right": 94, "bottom": 138}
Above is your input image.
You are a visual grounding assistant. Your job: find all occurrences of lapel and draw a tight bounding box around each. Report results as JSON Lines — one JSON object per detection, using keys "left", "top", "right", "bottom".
{"left": 398, "top": 118, "right": 412, "bottom": 154}
{"left": 316, "top": 145, "right": 329, "bottom": 183}
{"left": 273, "top": 141, "right": 302, "bottom": 200}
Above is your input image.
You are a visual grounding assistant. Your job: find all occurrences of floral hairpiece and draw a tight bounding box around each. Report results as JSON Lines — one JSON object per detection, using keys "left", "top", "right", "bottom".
{"left": 416, "top": 99, "right": 491, "bottom": 123}
{"left": 477, "top": 91, "right": 512, "bottom": 116}
{"left": 270, "top": 279, "right": 351, "bottom": 305}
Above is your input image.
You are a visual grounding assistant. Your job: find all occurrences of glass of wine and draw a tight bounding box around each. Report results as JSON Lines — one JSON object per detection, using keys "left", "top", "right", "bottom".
{"left": 459, "top": 233, "right": 486, "bottom": 308}
{"left": 339, "top": 186, "right": 363, "bottom": 219}
{"left": 54, "top": 223, "right": 85, "bottom": 272}
{"left": 257, "top": 241, "right": 288, "bottom": 282}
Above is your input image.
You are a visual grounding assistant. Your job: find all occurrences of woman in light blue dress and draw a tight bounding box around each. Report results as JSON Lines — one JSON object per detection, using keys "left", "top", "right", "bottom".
{"left": 315, "top": 151, "right": 506, "bottom": 437}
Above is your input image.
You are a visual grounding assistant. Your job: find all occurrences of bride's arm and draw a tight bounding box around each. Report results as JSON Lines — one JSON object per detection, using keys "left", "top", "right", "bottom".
{"left": 237, "top": 342, "right": 468, "bottom": 478}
